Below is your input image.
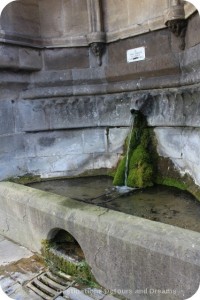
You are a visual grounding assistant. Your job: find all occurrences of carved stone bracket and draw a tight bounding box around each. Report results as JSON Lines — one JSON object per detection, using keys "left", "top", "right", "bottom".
{"left": 90, "top": 42, "right": 105, "bottom": 66}
{"left": 87, "top": 0, "right": 106, "bottom": 66}
{"left": 165, "top": 0, "right": 187, "bottom": 50}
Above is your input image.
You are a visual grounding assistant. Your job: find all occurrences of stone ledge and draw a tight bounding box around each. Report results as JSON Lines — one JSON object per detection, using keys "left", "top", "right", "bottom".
{"left": 0, "top": 44, "right": 42, "bottom": 71}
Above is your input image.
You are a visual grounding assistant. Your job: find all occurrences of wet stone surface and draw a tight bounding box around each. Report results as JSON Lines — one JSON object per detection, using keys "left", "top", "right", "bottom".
{"left": 29, "top": 176, "right": 200, "bottom": 233}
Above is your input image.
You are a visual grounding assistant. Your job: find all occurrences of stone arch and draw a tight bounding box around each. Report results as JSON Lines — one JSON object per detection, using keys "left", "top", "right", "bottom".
{"left": 46, "top": 228, "right": 85, "bottom": 261}
{"left": 43, "top": 228, "right": 96, "bottom": 282}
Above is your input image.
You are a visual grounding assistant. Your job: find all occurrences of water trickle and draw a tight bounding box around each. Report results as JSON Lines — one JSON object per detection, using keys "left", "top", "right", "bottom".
{"left": 113, "top": 109, "right": 155, "bottom": 188}
{"left": 124, "top": 118, "right": 134, "bottom": 187}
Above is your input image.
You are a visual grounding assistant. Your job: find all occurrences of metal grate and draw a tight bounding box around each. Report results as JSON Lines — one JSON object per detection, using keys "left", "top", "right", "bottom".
{"left": 26, "top": 271, "right": 74, "bottom": 300}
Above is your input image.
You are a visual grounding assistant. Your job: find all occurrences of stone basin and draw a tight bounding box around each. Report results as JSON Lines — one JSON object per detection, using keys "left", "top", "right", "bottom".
{"left": 0, "top": 181, "right": 200, "bottom": 300}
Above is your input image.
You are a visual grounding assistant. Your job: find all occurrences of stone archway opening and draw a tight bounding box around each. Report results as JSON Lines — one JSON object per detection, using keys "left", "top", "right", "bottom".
{"left": 42, "top": 229, "right": 95, "bottom": 285}
{"left": 49, "top": 229, "right": 85, "bottom": 262}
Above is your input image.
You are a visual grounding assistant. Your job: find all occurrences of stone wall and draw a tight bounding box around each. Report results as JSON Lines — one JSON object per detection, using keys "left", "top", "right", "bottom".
{"left": 0, "top": 93, "right": 130, "bottom": 180}
{"left": 0, "top": 6, "right": 200, "bottom": 192}
{"left": 0, "top": 0, "right": 196, "bottom": 47}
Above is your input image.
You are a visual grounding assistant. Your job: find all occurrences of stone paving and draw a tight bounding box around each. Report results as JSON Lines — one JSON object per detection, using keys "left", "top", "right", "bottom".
{"left": 0, "top": 235, "right": 121, "bottom": 300}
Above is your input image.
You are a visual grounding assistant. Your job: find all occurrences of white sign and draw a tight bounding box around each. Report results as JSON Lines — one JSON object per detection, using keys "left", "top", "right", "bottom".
{"left": 127, "top": 47, "right": 145, "bottom": 63}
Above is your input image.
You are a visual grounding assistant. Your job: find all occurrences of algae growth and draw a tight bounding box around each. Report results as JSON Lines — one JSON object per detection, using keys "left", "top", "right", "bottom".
{"left": 41, "top": 233, "right": 97, "bottom": 287}
{"left": 113, "top": 111, "right": 155, "bottom": 188}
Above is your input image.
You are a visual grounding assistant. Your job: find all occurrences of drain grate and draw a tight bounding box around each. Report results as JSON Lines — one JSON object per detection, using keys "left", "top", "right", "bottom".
{"left": 26, "top": 271, "right": 74, "bottom": 300}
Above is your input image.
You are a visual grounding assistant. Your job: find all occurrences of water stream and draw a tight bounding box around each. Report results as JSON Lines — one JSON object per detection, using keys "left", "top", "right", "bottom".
{"left": 124, "top": 118, "right": 134, "bottom": 187}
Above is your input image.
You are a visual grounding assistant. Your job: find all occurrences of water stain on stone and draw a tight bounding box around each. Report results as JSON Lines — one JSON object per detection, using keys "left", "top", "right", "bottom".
{"left": 39, "top": 137, "right": 55, "bottom": 147}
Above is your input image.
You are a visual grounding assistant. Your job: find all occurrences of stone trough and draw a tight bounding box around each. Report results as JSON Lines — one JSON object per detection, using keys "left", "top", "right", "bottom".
{"left": 0, "top": 181, "right": 200, "bottom": 300}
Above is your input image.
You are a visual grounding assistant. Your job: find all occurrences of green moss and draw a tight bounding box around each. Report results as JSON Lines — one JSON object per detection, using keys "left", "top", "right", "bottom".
{"left": 140, "top": 129, "right": 151, "bottom": 148}
{"left": 129, "top": 145, "right": 150, "bottom": 169}
{"left": 156, "top": 177, "right": 187, "bottom": 190}
{"left": 7, "top": 174, "right": 41, "bottom": 184}
{"left": 127, "top": 162, "right": 154, "bottom": 188}
{"left": 113, "top": 111, "right": 155, "bottom": 188}
{"left": 41, "top": 239, "right": 96, "bottom": 286}
{"left": 113, "top": 156, "right": 126, "bottom": 186}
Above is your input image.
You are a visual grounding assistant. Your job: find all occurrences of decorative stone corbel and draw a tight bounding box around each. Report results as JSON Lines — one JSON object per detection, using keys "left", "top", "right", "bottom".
{"left": 87, "top": 0, "right": 106, "bottom": 66}
{"left": 90, "top": 42, "right": 105, "bottom": 66}
{"left": 165, "top": 0, "right": 187, "bottom": 50}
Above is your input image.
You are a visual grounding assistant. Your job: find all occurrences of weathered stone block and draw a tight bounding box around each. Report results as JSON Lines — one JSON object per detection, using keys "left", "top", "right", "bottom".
{"left": 102, "top": 0, "right": 129, "bottom": 32}
{"left": 93, "top": 153, "right": 120, "bottom": 169}
{"left": 180, "top": 43, "right": 200, "bottom": 74}
{"left": 128, "top": 0, "right": 168, "bottom": 25}
{"left": 0, "top": 100, "right": 15, "bottom": 134}
{"left": 185, "top": 12, "right": 200, "bottom": 49}
{"left": 50, "top": 97, "right": 99, "bottom": 129}
{"left": 72, "top": 68, "right": 106, "bottom": 85}
{"left": 96, "top": 94, "right": 131, "bottom": 127}
{"left": 105, "top": 53, "right": 180, "bottom": 82}
{"left": 39, "top": 0, "right": 63, "bottom": 38}
{"left": 0, "top": 45, "right": 19, "bottom": 69}
{"left": 25, "top": 130, "right": 83, "bottom": 158}
{"left": 30, "top": 70, "right": 73, "bottom": 88}
{"left": 21, "top": 86, "right": 73, "bottom": 100}
{"left": 0, "top": 134, "right": 25, "bottom": 159}
{"left": 44, "top": 48, "right": 89, "bottom": 70}
{"left": 154, "top": 128, "right": 184, "bottom": 159}
{"left": 83, "top": 129, "right": 106, "bottom": 154}
{"left": 108, "top": 128, "right": 129, "bottom": 153}
{"left": 146, "top": 91, "right": 200, "bottom": 127}
{"left": 107, "top": 29, "right": 170, "bottom": 66}
{"left": 16, "top": 99, "right": 51, "bottom": 132}
{"left": 0, "top": 158, "right": 27, "bottom": 181}
{"left": 155, "top": 127, "right": 200, "bottom": 186}
{"left": 27, "top": 154, "right": 94, "bottom": 178}
{"left": 63, "top": 0, "right": 89, "bottom": 35}
{"left": 19, "top": 48, "right": 42, "bottom": 71}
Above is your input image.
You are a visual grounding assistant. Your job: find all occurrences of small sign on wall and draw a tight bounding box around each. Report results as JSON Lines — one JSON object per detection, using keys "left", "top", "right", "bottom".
{"left": 127, "top": 47, "right": 145, "bottom": 63}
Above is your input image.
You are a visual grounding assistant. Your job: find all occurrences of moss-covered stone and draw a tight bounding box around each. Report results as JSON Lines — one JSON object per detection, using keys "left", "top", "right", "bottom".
{"left": 113, "top": 156, "right": 126, "bottom": 186}
{"left": 127, "top": 162, "right": 154, "bottom": 188}
{"left": 129, "top": 145, "right": 150, "bottom": 169}
{"left": 113, "top": 111, "right": 155, "bottom": 188}
{"left": 156, "top": 177, "right": 187, "bottom": 190}
{"left": 41, "top": 239, "right": 96, "bottom": 286}
{"left": 7, "top": 174, "right": 41, "bottom": 184}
